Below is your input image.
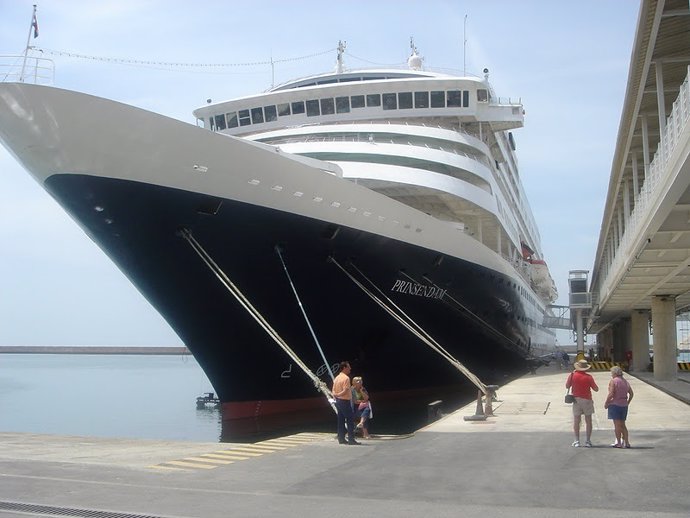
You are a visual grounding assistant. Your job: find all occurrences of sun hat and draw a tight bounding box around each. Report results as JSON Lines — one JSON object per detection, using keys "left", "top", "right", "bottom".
{"left": 573, "top": 359, "right": 591, "bottom": 371}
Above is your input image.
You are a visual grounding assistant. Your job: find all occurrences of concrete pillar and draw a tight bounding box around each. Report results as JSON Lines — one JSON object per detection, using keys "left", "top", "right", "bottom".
{"left": 612, "top": 319, "right": 630, "bottom": 362}
{"left": 601, "top": 327, "right": 614, "bottom": 361}
{"left": 575, "top": 308, "right": 584, "bottom": 353}
{"left": 651, "top": 295, "right": 677, "bottom": 381}
{"left": 631, "top": 309, "right": 651, "bottom": 372}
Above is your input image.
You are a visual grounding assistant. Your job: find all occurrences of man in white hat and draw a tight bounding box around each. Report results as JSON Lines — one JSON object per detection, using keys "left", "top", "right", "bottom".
{"left": 565, "top": 359, "right": 599, "bottom": 447}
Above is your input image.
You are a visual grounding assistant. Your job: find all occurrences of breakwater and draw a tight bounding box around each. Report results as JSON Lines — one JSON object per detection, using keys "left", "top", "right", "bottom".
{"left": 0, "top": 346, "right": 190, "bottom": 355}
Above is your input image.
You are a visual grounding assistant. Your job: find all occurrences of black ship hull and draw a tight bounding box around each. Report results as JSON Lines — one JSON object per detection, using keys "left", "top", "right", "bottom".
{"left": 46, "top": 174, "right": 532, "bottom": 423}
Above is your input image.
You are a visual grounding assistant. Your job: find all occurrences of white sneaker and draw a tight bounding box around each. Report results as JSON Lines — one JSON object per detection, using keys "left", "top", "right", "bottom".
{"left": 571, "top": 440, "right": 580, "bottom": 447}
{"left": 585, "top": 440, "right": 593, "bottom": 448}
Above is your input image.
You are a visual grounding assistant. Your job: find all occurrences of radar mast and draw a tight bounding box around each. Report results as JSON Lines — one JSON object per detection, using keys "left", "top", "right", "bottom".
{"left": 335, "top": 40, "right": 347, "bottom": 74}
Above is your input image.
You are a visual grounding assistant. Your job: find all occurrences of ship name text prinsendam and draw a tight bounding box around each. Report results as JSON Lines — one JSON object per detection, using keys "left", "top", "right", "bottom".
{"left": 391, "top": 280, "right": 446, "bottom": 299}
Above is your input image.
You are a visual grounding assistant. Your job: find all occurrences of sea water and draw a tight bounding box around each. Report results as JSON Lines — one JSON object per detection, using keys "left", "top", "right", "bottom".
{"left": 0, "top": 353, "right": 476, "bottom": 443}
{"left": 0, "top": 354, "right": 223, "bottom": 442}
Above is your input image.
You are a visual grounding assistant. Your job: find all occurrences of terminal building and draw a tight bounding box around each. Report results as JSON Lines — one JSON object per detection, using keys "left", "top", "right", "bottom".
{"left": 586, "top": 0, "right": 690, "bottom": 379}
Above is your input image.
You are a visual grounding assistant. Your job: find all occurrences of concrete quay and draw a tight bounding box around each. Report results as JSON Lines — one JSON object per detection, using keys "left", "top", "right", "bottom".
{"left": 1, "top": 364, "right": 689, "bottom": 518}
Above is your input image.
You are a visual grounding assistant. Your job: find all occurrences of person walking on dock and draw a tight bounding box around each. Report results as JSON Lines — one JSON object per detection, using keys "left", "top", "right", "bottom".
{"left": 566, "top": 359, "right": 599, "bottom": 447}
{"left": 604, "top": 366, "right": 634, "bottom": 448}
{"left": 332, "top": 361, "right": 359, "bottom": 445}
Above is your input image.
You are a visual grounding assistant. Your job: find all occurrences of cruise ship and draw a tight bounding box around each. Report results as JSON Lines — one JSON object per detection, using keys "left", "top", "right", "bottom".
{"left": 0, "top": 43, "right": 556, "bottom": 433}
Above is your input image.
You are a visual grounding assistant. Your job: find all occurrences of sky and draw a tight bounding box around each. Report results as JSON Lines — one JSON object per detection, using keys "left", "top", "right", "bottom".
{"left": 0, "top": 0, "right": 640, "bottom": 346}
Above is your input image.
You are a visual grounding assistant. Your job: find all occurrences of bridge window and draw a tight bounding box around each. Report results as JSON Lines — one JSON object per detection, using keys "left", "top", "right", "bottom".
{"left": 214, "top": 114, "right": 226, "bottom": 130}
{"left": 382, "top": 93, "right": 397, "bottom": 110}
{"left": 227, "top": 112, "right": 238, "bottom": 128}
{"left": 477, "top": 89, "right": 488, "bottom": 102}
{"left": 447, "top": 90, "right": 462, "bottom": 107}
{"left": 277, "top": 103, "right": 291, "bottom": 116}
{"left": 430, "top": 91, "right": 444, "bottom": 107}
{"left": 306, "top": 99, "right": 320, "bottom": 117}
{"left": 320, "top": 98, "right": 335, "bottom": 115}
{"left": 336, "top": 96, "right": 350, "bottom": 113}
{"left": 264, "top": 105, "right": 278, "bottom": 122}
{"left": 250, "top": 107, "right": 264, "bottom": 124}
{"left": 463, "top": 90, "right": 469, "bottom": 107}
{"left": 366, "top": 94, "right": 381, "bottom": 107}
{"left": 291, "top": 101, "right": 305, "bottom": 114}
{"left": 351, "top": 95, "right": 365, "bottom": 108}
{"left": 398, "top": 92, "right": 413, "bottom": 109}
{"left": 415, "top": 91, "right": 429, "bottom": 108}
{"left": 238, "top": 109, "right": 251, "bottom": 126}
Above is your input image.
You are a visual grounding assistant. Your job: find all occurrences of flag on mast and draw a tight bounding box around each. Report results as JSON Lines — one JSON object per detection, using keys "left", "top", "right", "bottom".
{"left": 32, "top": 12, "right": 39, "bottom": 38}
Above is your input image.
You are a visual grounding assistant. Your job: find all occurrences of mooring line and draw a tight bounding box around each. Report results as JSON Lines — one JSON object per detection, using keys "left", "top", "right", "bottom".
{"left": 329, "top": 257, "right": 487, "bottom": 395}
{"left": 178, "top": 228, "right": 336, "bottom": 413}
{"left": 275, "top": 245, "right": 334, "bottom": 381}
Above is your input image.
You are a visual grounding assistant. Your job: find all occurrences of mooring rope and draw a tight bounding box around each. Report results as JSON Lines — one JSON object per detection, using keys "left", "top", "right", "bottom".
{"left": 400, "top": 270, "right": 524, "bottom": 355}
{"left": 179, "top": 228, "right": 336, "bottom": 413}
{"left": 275, "top": 245, "right": 334, "bottom": 381}
{"left": 329, "top": 257, "right": 487, "bottom": 395}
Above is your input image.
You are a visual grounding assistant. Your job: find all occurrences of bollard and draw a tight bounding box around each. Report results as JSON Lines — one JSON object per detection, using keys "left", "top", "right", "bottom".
{"left": 484, "top": 385, "right": 499, "bottom": 416}
{"left": 427, "top": 400, "right": 443, "bottom": 422}
{"left": 463, "top": 389, "right": 487, "bottom": 421}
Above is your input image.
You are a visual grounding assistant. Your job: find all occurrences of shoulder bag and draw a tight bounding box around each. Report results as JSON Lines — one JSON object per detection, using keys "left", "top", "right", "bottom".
{"left": 564, "top": 388, "right": 575, "bottom": 404}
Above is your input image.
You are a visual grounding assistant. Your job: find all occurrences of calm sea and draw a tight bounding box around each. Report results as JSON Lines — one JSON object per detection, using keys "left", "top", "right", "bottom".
{"left": 0, "top": 354, "right": 225, "bottom": 442}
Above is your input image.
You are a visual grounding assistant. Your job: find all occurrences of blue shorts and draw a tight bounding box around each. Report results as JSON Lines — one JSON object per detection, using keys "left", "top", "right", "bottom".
{"left": 607, "top": 405, "right": 628, "bottom": 421}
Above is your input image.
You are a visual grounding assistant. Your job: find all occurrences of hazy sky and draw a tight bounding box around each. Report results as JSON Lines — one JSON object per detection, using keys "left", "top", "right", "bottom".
{"left": 0, "top": 0, "right": 640, "bottom": 346}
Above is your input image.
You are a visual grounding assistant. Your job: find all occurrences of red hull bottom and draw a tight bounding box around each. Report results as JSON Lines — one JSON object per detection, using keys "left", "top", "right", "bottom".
{"left": 219, "top": 384, "right": 475, "bottom": 440}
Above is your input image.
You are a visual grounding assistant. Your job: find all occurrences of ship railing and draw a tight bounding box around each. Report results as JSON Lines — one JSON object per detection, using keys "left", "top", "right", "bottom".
{"left": 262, "top": 133, "right": 485, "bottom": 162}
{"left": 492, "top": 96, "right": 523, "bottom": 106}
{"left": 596, "top": 66, "right": 690, "bottom": 301}
{"left": 0, "top": 54, "right": 55, "bottom": 85}
{"left": 292, "top": 119, "right": 481, "bottom": 141}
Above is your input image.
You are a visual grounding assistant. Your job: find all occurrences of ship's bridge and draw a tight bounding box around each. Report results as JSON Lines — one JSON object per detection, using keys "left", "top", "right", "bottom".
{"left": 193, "top": 74, "right": 524, "bottom": 136}
{"left": 588, "top": 0, "right": 690, "bottom": 379}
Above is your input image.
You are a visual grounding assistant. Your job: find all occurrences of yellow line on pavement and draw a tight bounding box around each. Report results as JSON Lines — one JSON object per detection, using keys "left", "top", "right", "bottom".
{"left": 202, "top": 453, "right": 239, "bottom": 461}
{"left": 220, "top": 448, "right": 264, "bottom": 456}
{"left": 211, "top": 451, "right": 252, "bottom": 460}
{"left": 164, "top": 460, "right": 217, "bottom": 469}
{"left": 184, "top": 456, "right": 234, "bottom": 465}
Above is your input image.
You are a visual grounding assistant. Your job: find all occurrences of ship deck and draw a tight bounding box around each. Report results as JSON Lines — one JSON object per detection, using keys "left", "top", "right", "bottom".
{"left": 1, "top": 364, "right": 689, "bottom": 517}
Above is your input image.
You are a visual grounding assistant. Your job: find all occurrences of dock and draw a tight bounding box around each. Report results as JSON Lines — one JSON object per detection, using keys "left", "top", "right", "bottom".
{"left": 1, "top": 364, "right": 689, "bottom": 518}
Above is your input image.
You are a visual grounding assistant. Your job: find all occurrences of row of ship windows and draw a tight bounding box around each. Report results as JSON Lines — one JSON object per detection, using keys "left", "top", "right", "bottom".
{"left": 244, "top": 177, "right": 424, "bottom": 233}
{"left": 209, "top": 89, "right": 481, "bottom": 131}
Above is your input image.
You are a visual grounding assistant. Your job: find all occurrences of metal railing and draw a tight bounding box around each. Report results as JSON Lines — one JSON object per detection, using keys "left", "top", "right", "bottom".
{"left": 598, "top": 66, "right": 690, "bottom": 301}
{"left": 0, "top": 54, "right": 54, "bottom": 85}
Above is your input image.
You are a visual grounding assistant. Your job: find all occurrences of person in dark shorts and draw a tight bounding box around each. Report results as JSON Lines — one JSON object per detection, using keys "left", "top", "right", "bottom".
{"left": 604, "top": 366, "right": 634, "bottom": 448}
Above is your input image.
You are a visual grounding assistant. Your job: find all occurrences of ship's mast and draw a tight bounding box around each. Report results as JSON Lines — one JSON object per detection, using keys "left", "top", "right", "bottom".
{"left": 335, "top": 40, "right": 346, "bottom": 74}
{"left": 19, "top": 4, "right": 37, "bottom": 82}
